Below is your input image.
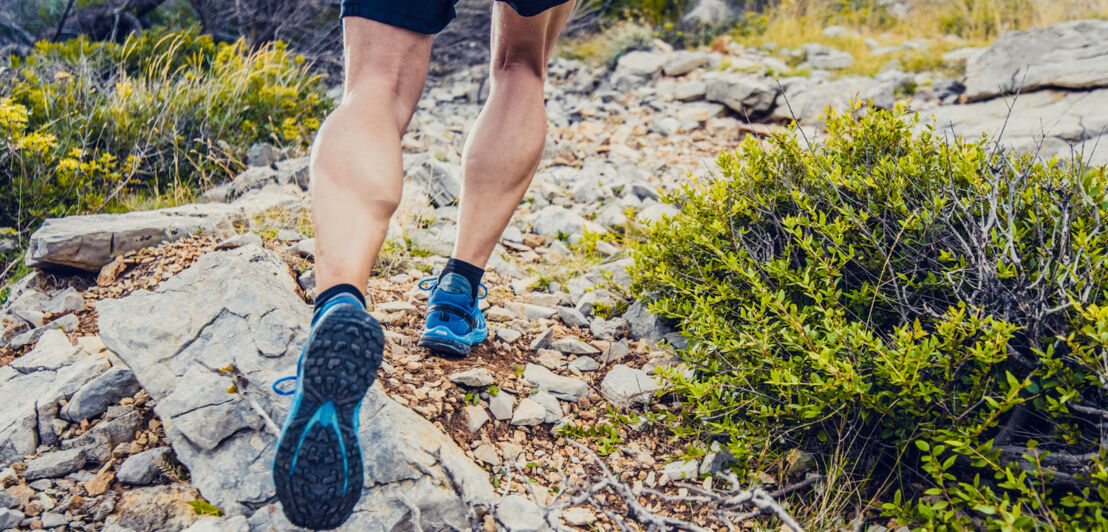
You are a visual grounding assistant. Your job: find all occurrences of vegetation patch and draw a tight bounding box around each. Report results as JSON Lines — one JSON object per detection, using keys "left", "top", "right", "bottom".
{"left": 0, "top": 26, "right": 332, "bottom": 237}
{"left": 631, "top": 106, "right": 1108, "bottom": 528}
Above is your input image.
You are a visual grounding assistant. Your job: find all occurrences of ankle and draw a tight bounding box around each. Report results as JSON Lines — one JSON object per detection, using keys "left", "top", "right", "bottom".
{"left": 439, "top": 258, "right": 484, "bottom": 300}
{"left": 313, "top": 284, "right": 366, "bottom": 324}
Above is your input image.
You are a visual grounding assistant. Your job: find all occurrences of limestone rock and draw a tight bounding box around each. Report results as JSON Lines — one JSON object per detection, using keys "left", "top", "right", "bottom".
{"left": 569, "top": 356, "right": 599, "bottom": 372}
{"left": 247, "top": 143, "right": 281, "bottom": 168}
{"left": 557, "top": 307, "right": 589, "bottom": 328}
{"left": 450, "top": 368, "right": 495, "bottom": 388}
{"left": 26, "top": 204, "right": 235, "bottom": 271}
{"left": 703, "top": 72, "right": 778, "bottom": 115}
{"left": 0, "top": 509, "right": 25, "bottom": 529}
{"left": 489, "top": 391, "right": 515, "bottom": 421}
{"left": 464, "top": 405, "right": 490, "bottom": 432}
{"left": 551, "top": 338, "right": 600, "bottom": 356}
{"left": 611, "top": 51, "right": 667, "bottom": 91}
{"left": 662, "top": 459, "right": 700, "bottom": 481}
{"left": 97, "top": 245, "right": 495, "bottom": 526}
{"left": 601, "top": 364, "right": 664, "bottom": 406}
{"left": 530, "top": 206, "right": 606, "bottom": 238}
{"left": 964, "top": 19, "right": 1108, "bottom": 101}
{"left": 24, "top": 447, "right": 87, "bottom": 480}
{"left": 663, "top": 51, "right": 710, "bottom": 76}
{"left": 523, "top": 364, "right": 588, "bottom": 401}
{"left": 623, "top": 301, "right": 673, "bottom": 344}
{"left": 11, "top": 329, "right": 80, "bottom": 373}
{"left": 510, "top": 399, "right": 546, "bottom": 426}
{"left": 61, "top": 366, "right": 141, "bottom": 423}
{"left": 497, "top": 494, "right": 548, "bottom": 532}
{"left": 923, "top": 88, "right": 1108, "bottom": 161}
{"left": 771, "top": 76, "right": 895, "bottom": 123}
{"left": 117, "top": 447, "right": 169, "bottom": 485}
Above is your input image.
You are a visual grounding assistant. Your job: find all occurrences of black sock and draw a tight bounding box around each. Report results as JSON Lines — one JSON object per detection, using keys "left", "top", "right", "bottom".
{"left": 440, "top": 258, "right": 484, "bottom": 298}
{"left": 314, "top": 283, "right": 366, "bottom": 316}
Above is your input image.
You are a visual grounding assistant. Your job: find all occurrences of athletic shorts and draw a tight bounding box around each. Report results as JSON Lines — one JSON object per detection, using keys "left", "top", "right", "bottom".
{"left": 341, "top": 0, "right": 572, "bottom": 34}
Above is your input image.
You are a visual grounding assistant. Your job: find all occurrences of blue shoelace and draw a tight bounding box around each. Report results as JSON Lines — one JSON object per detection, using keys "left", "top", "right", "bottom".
{"left": 417, "top": 276, "right": 489, "bottom": 300}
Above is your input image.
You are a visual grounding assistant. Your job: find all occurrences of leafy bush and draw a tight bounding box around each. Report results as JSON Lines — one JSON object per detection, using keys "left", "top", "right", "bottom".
{"left": 0, "top": 27, "right": 332, "bottom": 234}
{"left": 631, "top": 106, "right": 1108, "bottom": 528}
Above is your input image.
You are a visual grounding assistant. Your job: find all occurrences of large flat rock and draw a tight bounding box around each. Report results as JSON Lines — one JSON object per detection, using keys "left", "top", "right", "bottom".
{"left": 964, "top": 19, "right": 1108, "bottom": 101}
{"left": 923, "top": 88, "right": 1108, "bottom": 163}
{"left": 96, "top": 244, "right": 494, "bottom": 529}
{"left": 26, "top": 203, "right": 236, "bottom": 271}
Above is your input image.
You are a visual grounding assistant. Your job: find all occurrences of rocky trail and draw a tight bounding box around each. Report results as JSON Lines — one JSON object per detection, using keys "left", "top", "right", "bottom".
{"left": 0, "top": 18, "right": 1107, "bottom": 532}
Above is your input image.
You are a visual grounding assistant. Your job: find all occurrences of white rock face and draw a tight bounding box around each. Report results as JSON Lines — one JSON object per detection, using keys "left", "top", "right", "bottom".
{"left": 964, "top": 19, "right": 1108, "bottom": 101}
{"left": 96, "top": 244, "right": 495, "bottom": 528}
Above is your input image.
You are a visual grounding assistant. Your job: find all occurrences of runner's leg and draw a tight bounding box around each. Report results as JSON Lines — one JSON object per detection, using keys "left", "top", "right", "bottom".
{"left": 450, "top": 1, "right": 577, "bottom": 268}
{"left": 311, "top": 17, "right": 433, "bottom": 295}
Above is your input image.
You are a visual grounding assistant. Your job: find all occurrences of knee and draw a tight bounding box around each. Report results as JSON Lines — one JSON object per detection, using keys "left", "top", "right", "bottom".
{"left": 490, "top": 54, "right": 546, "bottom": 84}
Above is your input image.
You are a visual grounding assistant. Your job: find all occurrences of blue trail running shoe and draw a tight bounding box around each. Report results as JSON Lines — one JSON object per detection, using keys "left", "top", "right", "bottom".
{"left": 417, "top": 272, "right": 488, "bottom": 357}
{"left": 271, "top": 294, "right": 383, "bottom": 530}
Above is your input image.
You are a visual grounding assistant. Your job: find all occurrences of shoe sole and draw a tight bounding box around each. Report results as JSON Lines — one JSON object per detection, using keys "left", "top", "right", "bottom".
{"left": 418, "top": 326, "right": 487, "bottom": 357}
{"left": 273, "top": 306, "right": 383, "bottom": 530}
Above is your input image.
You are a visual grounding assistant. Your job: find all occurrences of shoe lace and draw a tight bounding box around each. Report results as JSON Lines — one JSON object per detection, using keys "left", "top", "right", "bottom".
{"left": 417, "top": 276, "right": 488, "bottom": 299}
{"left": 272, "top": 375, "right": 298, "bottom": 395}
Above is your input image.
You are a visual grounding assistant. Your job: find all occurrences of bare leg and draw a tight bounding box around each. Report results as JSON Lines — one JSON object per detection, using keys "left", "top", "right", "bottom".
{"left": 311, "top": 17, "right": 433, "bottom": 294}
{"left": 451, "top": 1, "right": 577, "bottom": 268}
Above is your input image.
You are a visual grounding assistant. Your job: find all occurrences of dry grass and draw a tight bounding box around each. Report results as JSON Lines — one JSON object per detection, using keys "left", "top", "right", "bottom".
{"left": 732, "top": 0, "right": 1108, "bottom": 76}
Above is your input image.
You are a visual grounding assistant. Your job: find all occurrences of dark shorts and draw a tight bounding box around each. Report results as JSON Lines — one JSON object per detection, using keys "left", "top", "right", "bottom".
{"left": 341, "top": 0, "right": 571, "bottom": 34}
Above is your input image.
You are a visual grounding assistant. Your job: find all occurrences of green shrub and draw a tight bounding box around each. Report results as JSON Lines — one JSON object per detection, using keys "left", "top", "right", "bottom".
{"left": 0, "top": 27, "right": 332, "bottom": 235}
{"left": 630, "top": 106, "right": 1108, "bottom": 529}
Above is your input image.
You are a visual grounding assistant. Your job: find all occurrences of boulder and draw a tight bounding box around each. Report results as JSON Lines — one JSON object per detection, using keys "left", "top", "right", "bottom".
{"left": 964, "top": 19, "right": 1108, "bottom": 101}
{"left": 97, "top": 244, "right": 494, "bottom": 526}
{"left": 25, "top": 203, "right": 235, "bottom": 271}
{"left": 772, "top": 76, "right": 895, "bottom": 123}
{"left": 611, "top": 51, "right": 668, "bottom": 91}
{"left": 703, "top": 72, "right": 778, "bottom": 115}
{"left": 663, "top": 51, "right": 711, "bottom": 76}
